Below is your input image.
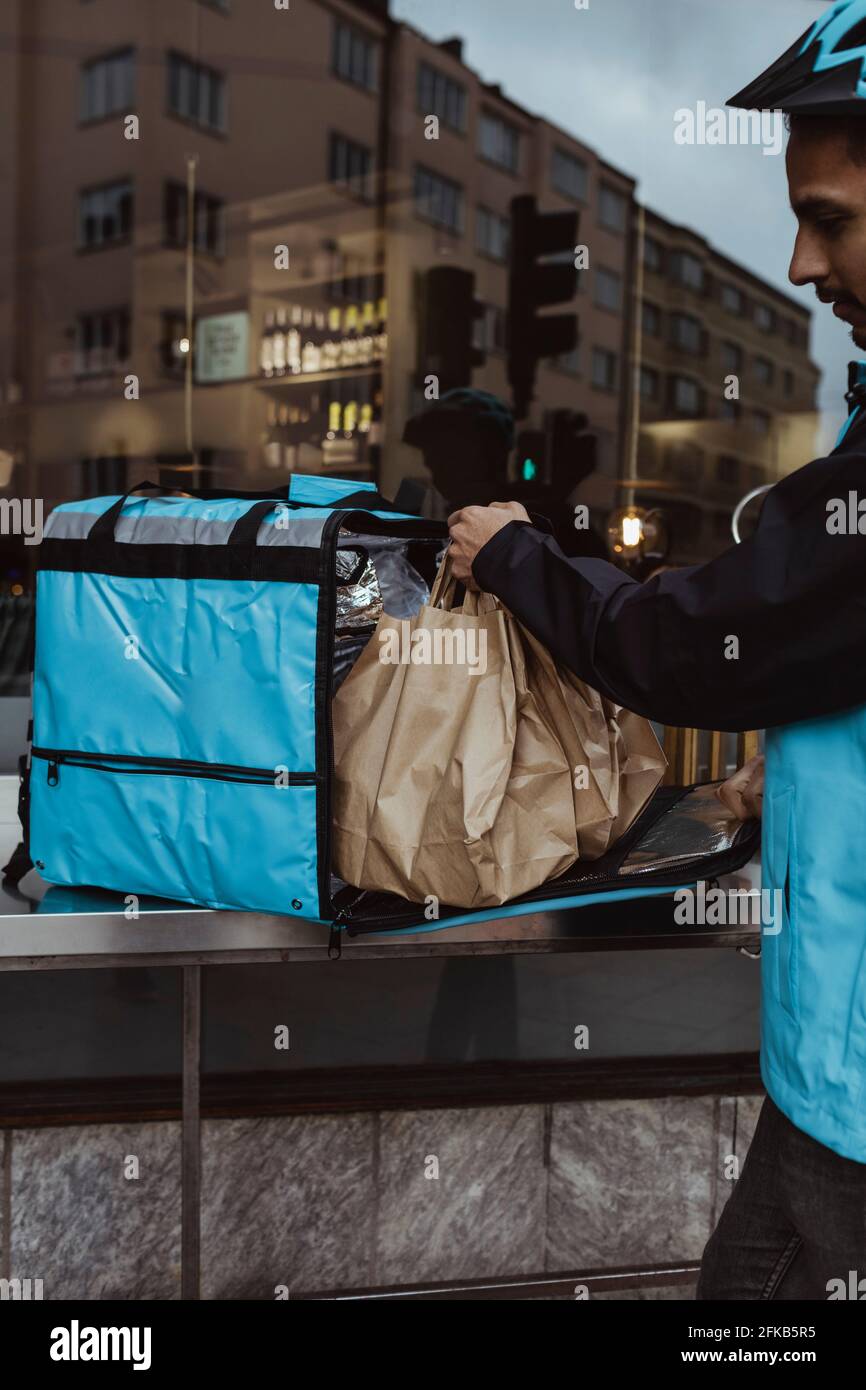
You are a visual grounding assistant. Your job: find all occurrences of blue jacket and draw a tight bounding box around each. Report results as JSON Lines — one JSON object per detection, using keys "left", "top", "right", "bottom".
{"left": 759, "top": 386, "right": 866, "bottom": 1162}
{"left": 474, "top": 374, "right": 866, "bottom": 1162}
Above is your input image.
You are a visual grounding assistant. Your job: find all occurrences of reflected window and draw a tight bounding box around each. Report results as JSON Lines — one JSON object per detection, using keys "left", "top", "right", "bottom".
{"left": 330, "top": 133, "right": 374, "bottom": 202}
{"left": 552, "top": 147, "right": 588, "bottom": 201}
{"left": 167, "top": 51, "right": 227, "bottom": 133}
{"left": 720, "top": 340, "right": 742, "bottom": 373}
{"left": 599, "top": 183, "right": 627, "bottom": 233}
{"left": 670, "top": 250, "right": 704, "bottom": 292}
{"left": 719, "top": 397, "right": 740, "bottom": 421}
{"left": 164, "top": 182, "right": 226, "bottom": 256}
{"left": 720, "top": 282, "right": 744, "bottom": 315}
{"left": 333, "top": 19, "right": 379, "bottom": 93}
{"left": 642, "top": 301, "right": 662, "bottom": 337}
{"left": 550, "top": 342, "right": 581, "bottom": 375}
{"left": 595, "top": 267, "right": 622, "bottom": 313}
{"left": 669, "top": 312, "right": 702, "bottom": 353}
{"left": 478, "top": 110, "right": 520, "bottom": 173}
{"left": 643, "top": 235, "right": 664, "bottom": 273}
{"left": 413, "top": 164, "right": 464, "bottom": 233}
{"left": 417, "top": 61, "right": 466, "bottom": 132}
{"left": 80, "top": 49, "right": 135, "bottom": 122}
{"left": 754, "top": 302, "right": 776, "bottom": 333}
{"left": 783, "top": 368, "right": 795, "bottom": 397}
{"left": 591, "top": 347, "right": 617, "bottom": 391}
{"left": 78, "top": 180, "right": 132, "bottom": 249}
{"left": 754, "top": 356, "right": 774, "bottom": 387}
{"left": 671, "top": 374, "right": 702, "bottom": 416}
{"left": 473, "top": 303, "right": 507, "bottom": 354}
{"left": 476, "top": 205, "right": 509, "bottom": 261}
{"left": 639, "top": 366, "right": 659, "bottom": 400}
{"left": 74, "top": 307, "right": 130, "bottom": 376}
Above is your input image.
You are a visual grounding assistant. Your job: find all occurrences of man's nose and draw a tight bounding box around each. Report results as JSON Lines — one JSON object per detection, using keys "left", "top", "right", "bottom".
{"left": 789, "top": 228, "right": 829, "bottom": 288}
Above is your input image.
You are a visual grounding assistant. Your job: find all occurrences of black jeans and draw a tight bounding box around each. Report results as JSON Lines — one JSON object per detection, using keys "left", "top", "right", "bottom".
{"left": 697, "top": 1094, "right": 866, "bottom": 1300}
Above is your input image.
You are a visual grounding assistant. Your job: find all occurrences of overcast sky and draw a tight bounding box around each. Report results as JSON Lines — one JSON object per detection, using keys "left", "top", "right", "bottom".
{"left": 392, "top": 0, "right": 847, "bottom": 447}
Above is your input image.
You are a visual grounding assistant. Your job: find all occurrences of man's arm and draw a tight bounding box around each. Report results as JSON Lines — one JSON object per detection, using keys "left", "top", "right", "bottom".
{"left": 468, "top": 447, "right": 866, "bottom": 732}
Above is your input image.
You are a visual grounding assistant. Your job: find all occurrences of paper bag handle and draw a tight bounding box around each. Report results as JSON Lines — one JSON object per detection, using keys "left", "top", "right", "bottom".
{"left": 429, "top": 550, "right": 460, "bottom": 610}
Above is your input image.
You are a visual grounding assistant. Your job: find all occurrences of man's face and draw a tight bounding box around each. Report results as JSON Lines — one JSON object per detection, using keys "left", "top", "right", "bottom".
{"left": 788, "top": 125, "right": 866, "bottom": 349}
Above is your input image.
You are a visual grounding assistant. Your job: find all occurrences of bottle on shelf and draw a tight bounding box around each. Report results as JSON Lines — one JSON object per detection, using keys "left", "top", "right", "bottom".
{"left": 374, "top": 295, "right": 388, "bottom": 363}
{"left": 300, "top": 307, "right": 322, "bottom": 374}
{"left": 343, "top": 399, "right": 359, "bottom": 435}
{"left": 358, "top": 301, "right": 375, "bottom": 367}
{"left": 272, "top": 308, "right": 288, "bottom": 376}
{"left": 260, "top": 310, "right": 275, "bottom": 377}
{"left": 327, "top": 399, "right": 342, "bottom": 438}
{"left": 286, "top": 303, "right": 302, "bottom": 374}
{"left": 340, "top": 304, "right": 360, "bottom": 369}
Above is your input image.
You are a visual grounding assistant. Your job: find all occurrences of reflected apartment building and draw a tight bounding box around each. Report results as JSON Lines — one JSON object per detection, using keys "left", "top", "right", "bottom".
{"left": 633, "top": 208, "right": 820, "bottom": 564}
{"left": 0, "top": 0, "right": 818, "bottom": 585}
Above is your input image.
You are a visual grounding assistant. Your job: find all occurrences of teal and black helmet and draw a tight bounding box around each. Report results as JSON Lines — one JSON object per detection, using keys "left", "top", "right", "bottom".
{"left": 728, "top": 0, "right": 866, "bottom": 115}
{"left": 402, "top": 388, "right": 516, "bottom": 453}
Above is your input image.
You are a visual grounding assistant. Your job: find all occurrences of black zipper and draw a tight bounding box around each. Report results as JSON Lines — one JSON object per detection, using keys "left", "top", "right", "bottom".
{"left": 341, "top": 838, "right": 758, "bottom": 936}
{"left": 337, "top": 785, "right": 761, "bottom": 936}
{"left": 31, "top": 747, "right": 318, "bottom": 789}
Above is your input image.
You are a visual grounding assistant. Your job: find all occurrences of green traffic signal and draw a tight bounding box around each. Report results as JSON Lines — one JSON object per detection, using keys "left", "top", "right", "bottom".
{"left": 522, "top": 457, "right": 537, "bottom": 482}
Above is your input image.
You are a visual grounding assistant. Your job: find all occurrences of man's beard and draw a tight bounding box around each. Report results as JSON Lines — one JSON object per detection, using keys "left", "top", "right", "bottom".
{"left": 852, "top": 326, "right": 866, "bottom": 350}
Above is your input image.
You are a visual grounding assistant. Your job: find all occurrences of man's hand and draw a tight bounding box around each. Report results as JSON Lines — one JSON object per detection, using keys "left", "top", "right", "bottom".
{"left": 447, "top": 500, "right": 531, "bottom": 586}
{"left": 716, "top": 754, "right": 764, "bottom": 821}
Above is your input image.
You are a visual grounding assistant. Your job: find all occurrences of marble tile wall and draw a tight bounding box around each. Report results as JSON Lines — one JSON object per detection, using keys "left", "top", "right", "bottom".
{"left": 0, "top": 1092, "right": 764, "bottom": 1300}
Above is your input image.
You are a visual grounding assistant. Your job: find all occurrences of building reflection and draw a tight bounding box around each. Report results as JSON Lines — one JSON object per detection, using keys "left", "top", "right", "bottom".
{"left": 0, "top": 0, "right": 819, "bottom": 593}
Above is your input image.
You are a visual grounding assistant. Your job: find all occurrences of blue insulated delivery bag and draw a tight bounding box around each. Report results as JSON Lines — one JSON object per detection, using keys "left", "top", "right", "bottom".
{"left": 22, "top": 475, "right": 760, "bottom": 935}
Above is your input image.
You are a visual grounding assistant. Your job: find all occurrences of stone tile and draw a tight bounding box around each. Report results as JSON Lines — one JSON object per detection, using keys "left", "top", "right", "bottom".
{"left": 712, "top": 1091, "right": 766, "bottom": 1226}
{"left": 10, "top": 1123, "right": 180, "bottom": 1299}
{"left": 201, "top": 1113, "right": 375, "bottom": 1299}
{"left": 374, "top": 1105, "right": 546, "bottom": 1285}
{"left": 735, "top": 1093, "right": 766, "bottom": 1153}
{"left": 547, "top": 1097, "right": 716, "bottom": 1270}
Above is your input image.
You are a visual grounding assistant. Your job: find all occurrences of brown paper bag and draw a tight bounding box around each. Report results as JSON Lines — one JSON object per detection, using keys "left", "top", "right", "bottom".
{"left": 332, "top": 555, "right": 666, "bottom": 909}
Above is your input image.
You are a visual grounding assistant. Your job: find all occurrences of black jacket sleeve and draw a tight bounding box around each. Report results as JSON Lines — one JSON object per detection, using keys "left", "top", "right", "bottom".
{"left": 471, "top": 444, "right": 866, "bottom": 732}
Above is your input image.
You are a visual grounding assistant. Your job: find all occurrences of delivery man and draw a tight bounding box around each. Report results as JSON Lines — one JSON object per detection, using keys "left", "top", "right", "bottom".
{"left": 448, "top": 0, "right": 866, "bottom": 1300}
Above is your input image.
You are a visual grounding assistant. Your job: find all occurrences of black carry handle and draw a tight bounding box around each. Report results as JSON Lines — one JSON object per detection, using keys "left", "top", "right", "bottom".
{"left": 86, "top": 480, "right": 404, "bottom": 544}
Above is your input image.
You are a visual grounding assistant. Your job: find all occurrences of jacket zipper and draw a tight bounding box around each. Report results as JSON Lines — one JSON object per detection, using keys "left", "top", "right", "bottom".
{"left": 31, "top": 747, "right": 317, "bottom": 789}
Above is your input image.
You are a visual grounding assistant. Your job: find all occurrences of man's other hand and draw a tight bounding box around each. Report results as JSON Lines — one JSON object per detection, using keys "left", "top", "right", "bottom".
{"left": 447, "top": 501, "right": 531, "bottom": 586}
{"left": 716, "top": 754, "right": 765, "bottom": 821}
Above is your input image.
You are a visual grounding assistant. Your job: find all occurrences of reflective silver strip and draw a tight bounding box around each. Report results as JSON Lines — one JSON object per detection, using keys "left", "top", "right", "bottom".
{"left": 43, "top": 509, "right": 328, "bottom": 549}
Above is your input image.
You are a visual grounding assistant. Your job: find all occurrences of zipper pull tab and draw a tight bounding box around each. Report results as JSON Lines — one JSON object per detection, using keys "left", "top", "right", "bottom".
{"left": 328, "top": 924, "right": 343, "bottom": 960}
{"left": 47, "top": 760, "right": 59, "bottom": 787}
